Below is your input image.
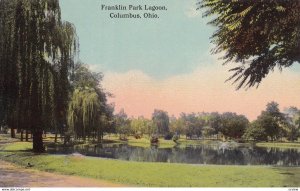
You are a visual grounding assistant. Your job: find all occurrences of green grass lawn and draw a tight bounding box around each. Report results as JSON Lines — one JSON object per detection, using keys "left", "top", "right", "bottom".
{"left": 256, "top": 142, "right": 300, "bottom": 149}
{"left": 0, "top": 141, "right": 300, "bottom": 187}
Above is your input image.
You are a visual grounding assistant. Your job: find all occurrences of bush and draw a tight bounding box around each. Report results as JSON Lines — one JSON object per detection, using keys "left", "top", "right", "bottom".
{"left": 164, "top": 133, "right": 173, "bottom": 140}
{"left": 134, "top": 134, "right": 142, "bottom": 139}
{"left": 150, "top": 136, "right": 159, "bottom": 144}
{"left": 172, "top": 134, "right": 179, "bottom": 143}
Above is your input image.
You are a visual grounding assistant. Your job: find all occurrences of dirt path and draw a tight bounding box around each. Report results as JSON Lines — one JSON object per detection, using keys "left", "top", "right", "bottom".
{"left": 0, "top": 160, "right": 126, "bottom": 187}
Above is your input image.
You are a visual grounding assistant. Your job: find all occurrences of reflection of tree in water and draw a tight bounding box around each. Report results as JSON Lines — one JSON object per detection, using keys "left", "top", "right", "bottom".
{"left": 47, "top": 143, "right": 300, "bottom": 166}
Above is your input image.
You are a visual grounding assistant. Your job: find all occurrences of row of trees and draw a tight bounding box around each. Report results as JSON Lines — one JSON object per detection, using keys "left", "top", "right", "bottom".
{"left": 114, "top": 102, "right": 300, "bottom": 142}
{"left": 114, "top": 109, "right": 249, "bottom": 140}
{"left": 0, "top": 0, "right": 113, "bottom": 152}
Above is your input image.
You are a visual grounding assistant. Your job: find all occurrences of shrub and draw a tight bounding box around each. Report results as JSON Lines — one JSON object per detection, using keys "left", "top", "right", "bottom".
{"left": 172, "top": 134, "right": 179, "bottom": 143}
{"left": 150, "top": 136, "right": 159, "bottom": 144}
{"left": 134, "top": 134, "right": 142, "bottom": 139}
{"left": 164, "top": 133, "right": 173, "bottom": 140}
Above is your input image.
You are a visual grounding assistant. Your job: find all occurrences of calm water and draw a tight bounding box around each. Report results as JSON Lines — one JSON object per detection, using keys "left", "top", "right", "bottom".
{"left": 46, "top": 142, "right": 300, "bottom": 166}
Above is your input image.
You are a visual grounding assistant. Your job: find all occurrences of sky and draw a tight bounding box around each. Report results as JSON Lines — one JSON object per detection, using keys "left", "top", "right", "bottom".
{"left": 60, "top": 0, "right": 300, "bottom": 121}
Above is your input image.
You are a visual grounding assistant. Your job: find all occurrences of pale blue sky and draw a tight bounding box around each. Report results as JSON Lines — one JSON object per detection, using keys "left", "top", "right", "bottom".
{"left": 60, "top": 0, "right": 215, "bottom": 79}
{"left": 59, "top": 0, "right": 300, "bottom": 120}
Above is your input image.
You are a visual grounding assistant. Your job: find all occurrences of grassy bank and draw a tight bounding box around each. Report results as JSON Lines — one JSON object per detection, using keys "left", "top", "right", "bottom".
{"left": 256, "top": 142, "right": 300, "bottom": 149}
{"left": 104, "top": 135, "right": 223, "bottom": 149}
{"left": 0, "top": 141, "right": 299, "bottom": 187}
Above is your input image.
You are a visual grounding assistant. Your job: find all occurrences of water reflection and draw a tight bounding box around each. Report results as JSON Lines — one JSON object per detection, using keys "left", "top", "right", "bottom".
{"left": 46, "top": 143, "right": 300, "bottom": 166}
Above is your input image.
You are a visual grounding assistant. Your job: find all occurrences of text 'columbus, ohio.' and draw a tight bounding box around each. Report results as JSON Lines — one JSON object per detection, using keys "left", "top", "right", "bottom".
{"left": 109, "top": 12, "right": 159, "bottom": 19}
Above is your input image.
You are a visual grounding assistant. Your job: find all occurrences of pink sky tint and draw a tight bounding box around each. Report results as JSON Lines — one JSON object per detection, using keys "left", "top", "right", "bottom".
{"left": 102, "top": 62, "right": 300, "bottom": 121}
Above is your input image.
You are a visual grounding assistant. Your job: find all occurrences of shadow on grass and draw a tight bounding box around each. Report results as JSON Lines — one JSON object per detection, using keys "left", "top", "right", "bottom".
{"left": 0, "top": 149, "right": 33, "bottom": 153}
{"left": 279, "top": 172, "right": 295, "bottom": 175}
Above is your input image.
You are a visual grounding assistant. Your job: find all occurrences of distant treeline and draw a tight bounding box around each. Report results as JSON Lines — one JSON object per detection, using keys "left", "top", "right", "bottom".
{"left": 114, "top": 102, "right": 300, "bottom": 142}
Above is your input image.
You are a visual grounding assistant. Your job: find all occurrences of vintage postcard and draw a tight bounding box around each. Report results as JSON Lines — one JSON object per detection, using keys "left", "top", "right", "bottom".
{"left": 0, "top": 0, "right": 299, "bottom": 189}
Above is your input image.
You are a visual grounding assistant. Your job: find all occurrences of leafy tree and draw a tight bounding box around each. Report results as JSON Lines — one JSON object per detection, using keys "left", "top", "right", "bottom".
{"left": 199, "top": 0, "right": 300, "bottom": 89}
{"left": 169, "top": 117, "right": 186, "bottom": 138}
{"left": 208, "top": 112, "right": 222, "bottom": 136}
{"left": 181, "top": 113, "right": 204, "bottom": 139}
{"left": 283, "top": 106, "right": 300, "bottom": 141}
{"left": 257, "top": 101, "right": 286, "bottom": 141}
{"left": 152, "top": 109, "right": 170, "bottom": 136}
{"left": 220, "top": 112, "right": 249, "bottom": 139}
{"left": 67, "top": 64, "right": 112, "bottom": 142}
{"left": 68, "top": 87, "right": 100, "bottom": 141}
{"left": 266, "top": 102, "right": 281, "bottom": 116}
{"left": 144, "top": 119, "right": 156, "bottom": 137}
{"left": 115, "top": 109, "right": 131, "bottom": 139}
{"left": 130, "top": 116, "right": 150, "bottom": 136}
{"left": 255, "top": 112, "right": 280, "bottom": 141}
{"left": 0, "top": 0, "right": 78, "bottom": 152}
{"left": 243, "top": 121, "right": 268, "bottom": 141}
{"left": 202, "top": 126, "right": 215, "bottom": 138}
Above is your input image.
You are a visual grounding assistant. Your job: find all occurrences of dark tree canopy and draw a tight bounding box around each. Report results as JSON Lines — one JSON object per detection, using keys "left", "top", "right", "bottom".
{"left": 219, "top": 112, "right": 249, "bottom": 139}
{"left": 199, "top": 0, "right": 300, "bottom": 89}
{"left": 0, "top": 0, "right": 78, "bottom": 152}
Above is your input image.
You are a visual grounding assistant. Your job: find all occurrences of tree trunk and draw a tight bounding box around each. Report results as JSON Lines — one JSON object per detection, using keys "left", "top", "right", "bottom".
{"left": 97, "top": 128, "right": 100, "bottom": 143}
{"left": 32, "top": 130, "right": 45, "bottom": 153}
{"left": 20, "top": 130, "right": 24, "bottom": 141}
{"left": 10, "top": 128, "right": 15, "bottom": 138}
{"left": 25, "top": 130, "right": 29, "bottom": 141}
{"left": 54, "top": 131, "right": 58, "bottom": 143}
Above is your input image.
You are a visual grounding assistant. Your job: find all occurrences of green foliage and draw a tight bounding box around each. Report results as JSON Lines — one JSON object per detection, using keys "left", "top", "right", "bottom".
{"left": 202, "top": 126, "right": 215, "bottom": 138}
{"left": 182, "top": 113, "right": 205, "bottom": 139}
{"left": 152, "top": 109, "right": 170, "bottom": 136}
{"left": 169, "top": 117, "right": 186, "bottom": 136}
{"left": 243, "top": 102, "right": 300, "bottom": 142}
{"left": 150, "top": 135, "right": 159, "bottom": 144}
{"left": 68, "top": 88, "right": 100, "bottom": 140}
{"left": 219, "top": 112, "right": 249, "bottom": 139}
{"left": 67, "top": 64, "right": 113, "bottom": 142}
{"left": 0, "top": 0, "right": 78, "bottom": 152}
{"left": 115, "top": 109, "right": 131, "bottom": 137}
{"left": 283, "top": 106, "right": 300, "bottom": 141}
{"left": 208, "top": 112, "right": 222, "bottom": 134}
{"left": 254, "top": 102, "right": 286, "bottom": 141}
{"left": 164, "top": 132, "right": 174, "bottom": 140}
{"left": 172, "top": 134, "right": 179, "bottom": 143}
{"left": 130, "top": 117, "right": 151, "bottom": 136}
{"left": 199, "top": 0, "right": 300, "bottom": 89}
{"left": 68, "top": 63, "right": 113, "bottom": 141}
{"left": 243, "top": 121, "right": 267, "bottom": 141}
{"left": 257, "top": 112, "right": 281, "bottom": 140}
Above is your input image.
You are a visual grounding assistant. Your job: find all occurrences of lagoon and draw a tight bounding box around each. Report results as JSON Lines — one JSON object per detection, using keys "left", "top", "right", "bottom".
{"left": 47, "top": 141, "right": 300, "bottom": 166}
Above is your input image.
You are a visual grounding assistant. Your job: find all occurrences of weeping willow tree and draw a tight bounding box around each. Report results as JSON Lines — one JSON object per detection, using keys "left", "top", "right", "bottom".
{"left": 68, "top": 88, "right": 101, "bottom": 141}
{"left": 0, "top": 0, "right": 78, "bottom": 152}
{"left": 67, "top": 64, "right": 114, "bottom": 142}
